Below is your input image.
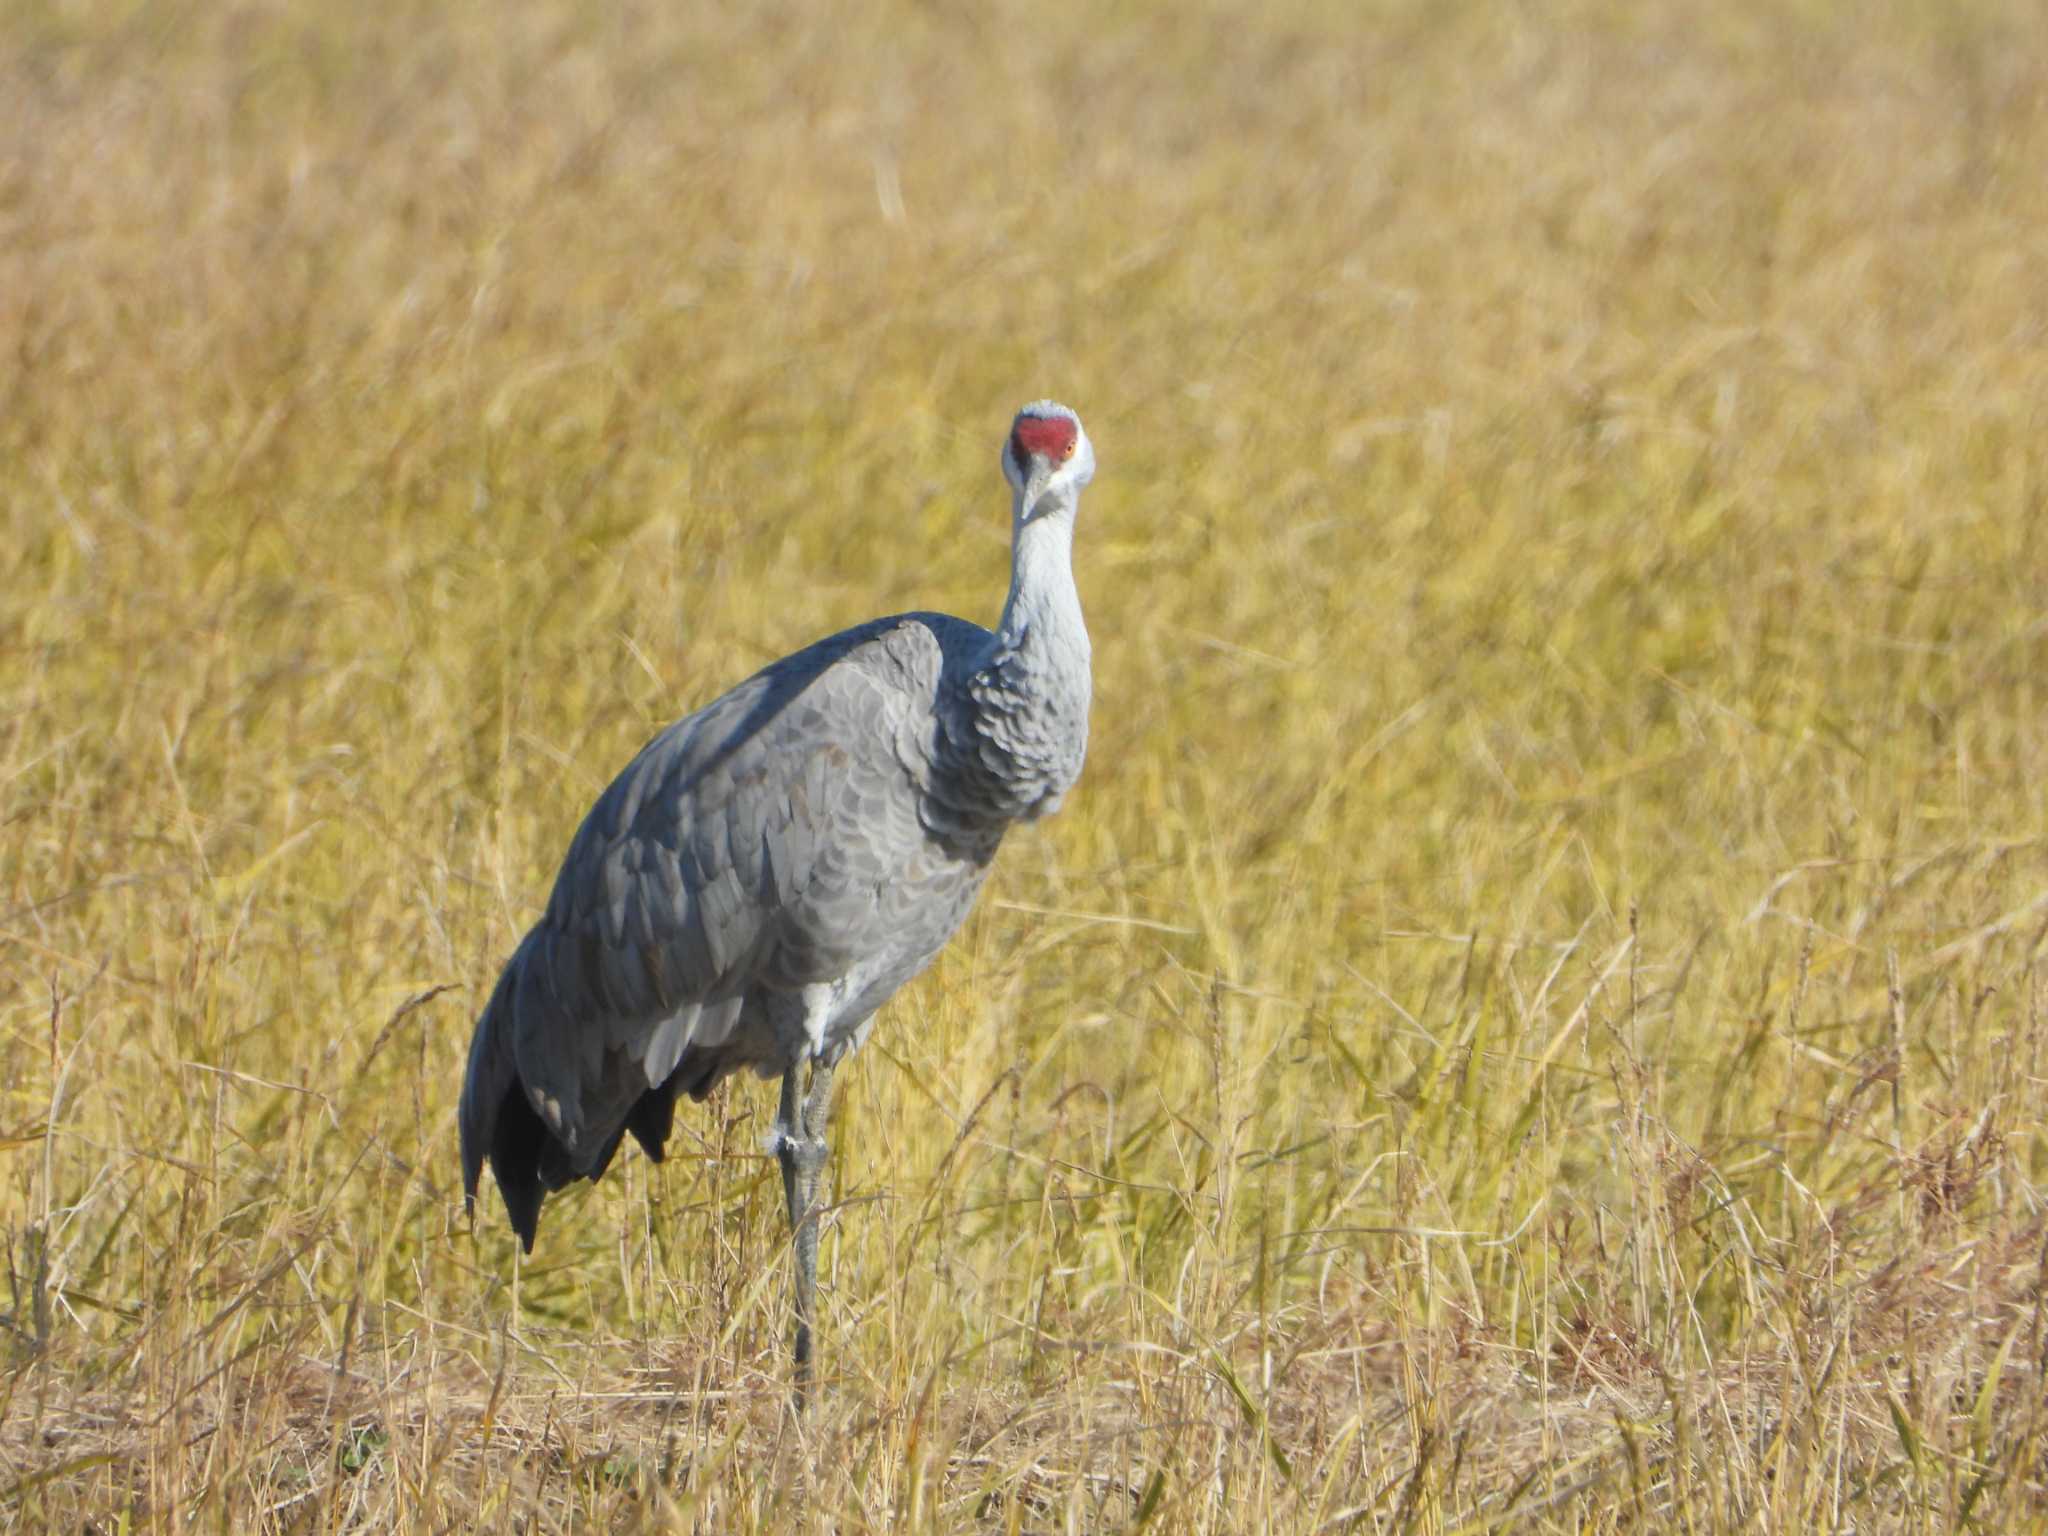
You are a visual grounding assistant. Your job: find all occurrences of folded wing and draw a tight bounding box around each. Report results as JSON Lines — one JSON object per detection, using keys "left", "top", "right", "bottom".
{"left": 458, "top": 617, "right": 955, "bottom": 1247}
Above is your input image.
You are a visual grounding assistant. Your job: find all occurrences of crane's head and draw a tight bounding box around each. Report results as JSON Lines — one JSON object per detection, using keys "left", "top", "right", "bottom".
{"left": 1003, "top": 400, "right": 1094, "bottom": 517}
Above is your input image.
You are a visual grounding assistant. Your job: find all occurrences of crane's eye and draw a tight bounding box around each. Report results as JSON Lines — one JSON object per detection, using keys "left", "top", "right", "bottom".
{"left": 1060, "top": 440, "right": 1077, "bottom": 460}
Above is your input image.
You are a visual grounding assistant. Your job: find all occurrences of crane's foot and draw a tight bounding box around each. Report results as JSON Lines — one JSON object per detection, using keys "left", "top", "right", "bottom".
{"left": 775, "top": 1058, "right": 836, "bottom": 1409}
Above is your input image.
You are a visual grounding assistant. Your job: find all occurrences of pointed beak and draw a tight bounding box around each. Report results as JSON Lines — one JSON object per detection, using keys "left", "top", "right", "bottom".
{"left": 1020, "top": 458, "right": 1053, "bottom": 516}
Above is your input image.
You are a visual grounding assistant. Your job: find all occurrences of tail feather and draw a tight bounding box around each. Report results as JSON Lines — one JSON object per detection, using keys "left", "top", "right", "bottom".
{"left": 460, "top": 954, "right": 551, "bottom": 1249}
{"left": 458, "top": 961, "right": 521, "bottom": 1214}
{"left": 460, "top": 939, "right": 692, "bottom": 1252}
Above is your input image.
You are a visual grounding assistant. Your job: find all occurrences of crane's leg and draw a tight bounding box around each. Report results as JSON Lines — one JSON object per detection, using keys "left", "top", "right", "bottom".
{"left": 775, "top": 1057, "right": 836, "bottom": 1406}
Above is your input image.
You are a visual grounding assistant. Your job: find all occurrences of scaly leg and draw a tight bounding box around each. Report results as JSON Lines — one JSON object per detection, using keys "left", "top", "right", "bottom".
{"left": 775, "top": 1057, "right": 836, "bottom": 1405}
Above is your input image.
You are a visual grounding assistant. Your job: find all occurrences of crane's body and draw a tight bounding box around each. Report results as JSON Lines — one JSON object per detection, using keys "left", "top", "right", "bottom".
{"left": 459, "top": 402, "right": 1095, "bottom": 1398}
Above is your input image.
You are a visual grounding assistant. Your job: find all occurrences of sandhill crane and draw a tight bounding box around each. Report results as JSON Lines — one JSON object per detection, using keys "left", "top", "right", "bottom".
{"left": 459, "top": 401, "right": 1095, "bottom": 1399}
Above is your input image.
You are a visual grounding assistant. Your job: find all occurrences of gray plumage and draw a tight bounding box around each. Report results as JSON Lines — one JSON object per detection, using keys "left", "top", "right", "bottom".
{"left": 459, "top": 401, "right": 1095, "bottom": 1392}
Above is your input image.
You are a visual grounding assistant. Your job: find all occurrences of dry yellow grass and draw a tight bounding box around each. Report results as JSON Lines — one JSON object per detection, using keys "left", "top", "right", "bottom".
{"left": 5, "top": 0, "right": 2048, "bottom": 1529}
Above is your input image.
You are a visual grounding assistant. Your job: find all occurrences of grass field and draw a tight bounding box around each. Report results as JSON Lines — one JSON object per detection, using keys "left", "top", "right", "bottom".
{"left": 6, "top": 0, "right": 2048, "bottom": 1529}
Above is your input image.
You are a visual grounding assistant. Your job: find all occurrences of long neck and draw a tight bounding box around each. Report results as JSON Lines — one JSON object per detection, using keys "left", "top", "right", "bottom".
{"left": 989, "top": 496, "right": 1090, "bottom": 677}
{"left": 934, "top": 491, "right": 1092, "bottom": 829}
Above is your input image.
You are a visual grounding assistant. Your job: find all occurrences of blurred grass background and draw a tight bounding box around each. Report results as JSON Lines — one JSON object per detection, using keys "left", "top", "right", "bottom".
{"left": 5, "top": 0, "right": 2048, "bottom": 1529}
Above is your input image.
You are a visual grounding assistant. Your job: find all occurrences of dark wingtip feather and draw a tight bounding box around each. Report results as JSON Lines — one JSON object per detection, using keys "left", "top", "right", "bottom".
{"left": 488, "top": 1082, "right": 550, "bottom": 1252}
{"left": 502, "top": 1163, "right": 542, "bottom": 1253}
{"left": 625, "top": 1083, "right": 678, "bottom": 1163}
